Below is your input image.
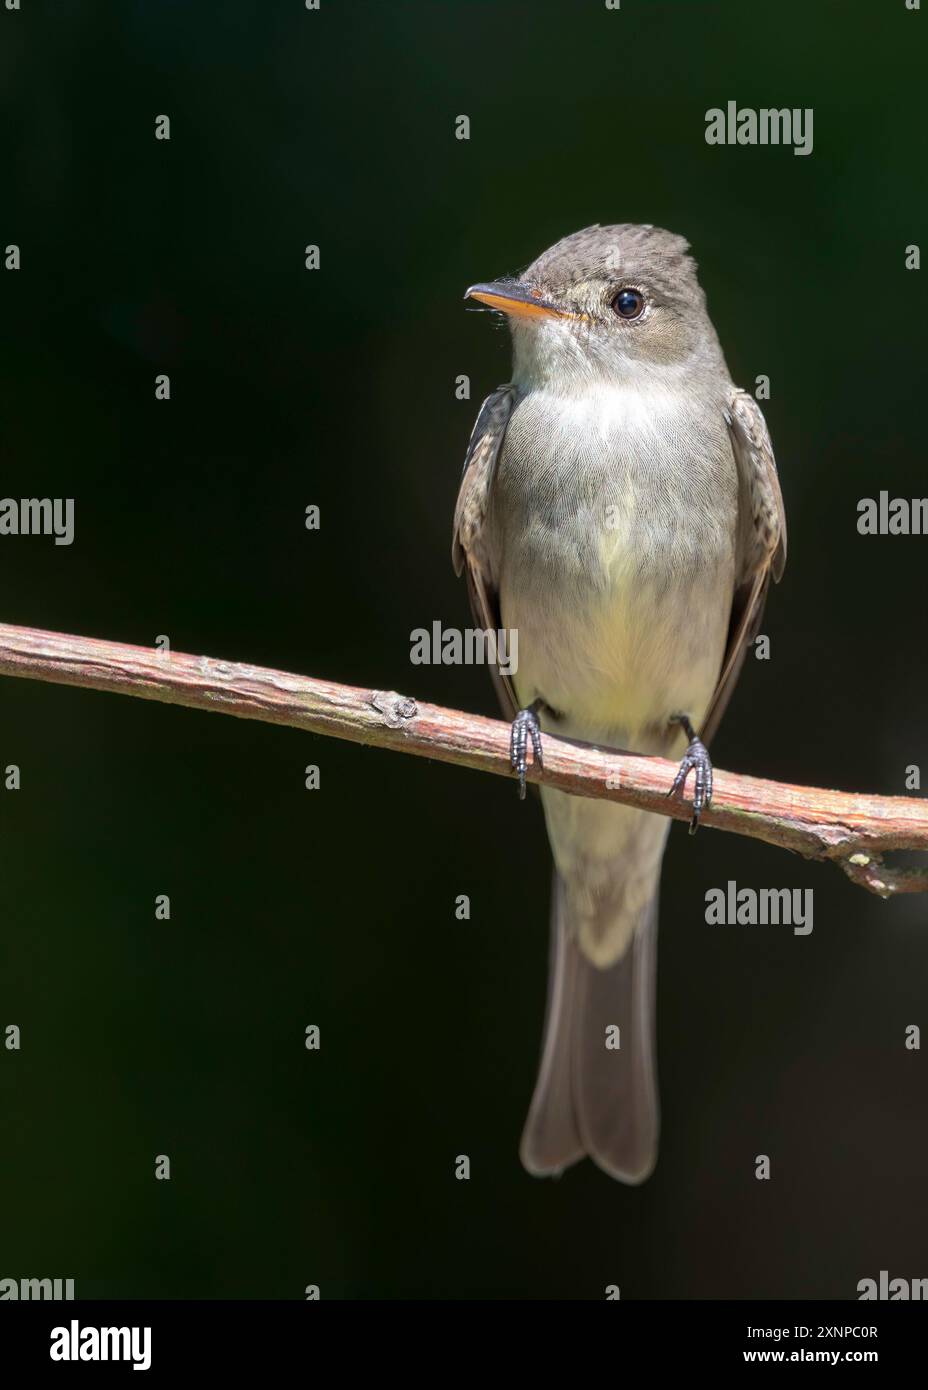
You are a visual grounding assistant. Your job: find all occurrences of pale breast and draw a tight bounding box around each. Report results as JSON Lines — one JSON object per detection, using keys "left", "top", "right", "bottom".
{"left": 485, "top": 383, "right": 739, "bottom": 745}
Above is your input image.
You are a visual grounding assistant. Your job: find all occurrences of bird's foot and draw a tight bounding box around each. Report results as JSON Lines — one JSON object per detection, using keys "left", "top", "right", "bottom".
{"left": 667, "top": 713, "right": 713, "bottom": 834}
{"left": 510, "top": 700, "right": 545, "bottom": 801}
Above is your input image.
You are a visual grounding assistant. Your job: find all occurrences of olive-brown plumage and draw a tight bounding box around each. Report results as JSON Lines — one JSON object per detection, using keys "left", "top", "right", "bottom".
{"left": 454, "top": 224, "right": 786, "bottom": 1181}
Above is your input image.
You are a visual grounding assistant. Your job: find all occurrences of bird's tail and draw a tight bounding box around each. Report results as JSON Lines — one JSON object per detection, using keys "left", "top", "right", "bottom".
{"left": 519, "top": 846, "right": 663, "bottom": 1184}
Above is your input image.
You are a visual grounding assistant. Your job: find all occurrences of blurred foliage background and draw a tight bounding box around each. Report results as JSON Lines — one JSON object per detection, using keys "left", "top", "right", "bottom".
{"left": 1, "top": 0, "right": 926, "bottom": 1298}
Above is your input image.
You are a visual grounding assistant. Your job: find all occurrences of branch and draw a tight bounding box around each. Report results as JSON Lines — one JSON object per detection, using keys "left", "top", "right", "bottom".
{"left": 0, "top": 621, "right": 924, "bottom": 897}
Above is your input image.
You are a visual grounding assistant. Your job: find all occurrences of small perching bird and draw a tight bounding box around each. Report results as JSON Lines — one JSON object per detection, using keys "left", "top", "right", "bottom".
{"left": 453, "top": 223, "right": 786, "bottom": 1182}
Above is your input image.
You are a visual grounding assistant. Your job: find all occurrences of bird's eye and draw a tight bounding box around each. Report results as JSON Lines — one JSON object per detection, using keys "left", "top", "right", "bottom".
{"left": 611, "top": 288, "right": 645, "bottom": 320}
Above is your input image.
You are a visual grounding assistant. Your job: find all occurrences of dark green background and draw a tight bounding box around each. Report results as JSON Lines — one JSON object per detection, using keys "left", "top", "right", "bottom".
{"left": 1, "top": 0, "right": 925, "bottom": 1299}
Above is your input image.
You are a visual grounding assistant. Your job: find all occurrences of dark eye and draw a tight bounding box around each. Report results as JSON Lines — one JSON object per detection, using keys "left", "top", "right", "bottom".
{"left": 611, "top": 288, "right": 645, "bottom": 320}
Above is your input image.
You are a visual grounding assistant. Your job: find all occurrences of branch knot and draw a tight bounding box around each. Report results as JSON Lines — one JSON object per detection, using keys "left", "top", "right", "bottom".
{"left": 370, "top": 689, "right": 418, "bottom": 728}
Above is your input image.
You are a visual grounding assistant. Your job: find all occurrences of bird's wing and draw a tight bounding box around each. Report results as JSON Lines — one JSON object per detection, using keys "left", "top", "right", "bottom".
{"left": 700, "top": 389, "right": 787, "bottom": 747}
{"left": 452, "top": 384, "right": 519, "bottom": 719}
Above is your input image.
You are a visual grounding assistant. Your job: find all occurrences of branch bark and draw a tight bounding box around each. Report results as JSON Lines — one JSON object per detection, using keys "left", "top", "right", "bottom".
{"left": 0, "top": 621, "right": 924, "bottom": 897}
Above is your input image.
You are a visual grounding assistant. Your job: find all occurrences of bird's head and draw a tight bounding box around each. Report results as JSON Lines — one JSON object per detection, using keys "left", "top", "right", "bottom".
{"left": 465, "top": 223, "right": 723, "bottom": 389}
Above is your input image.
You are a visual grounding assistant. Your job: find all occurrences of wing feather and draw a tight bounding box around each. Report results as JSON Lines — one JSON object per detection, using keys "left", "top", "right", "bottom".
{"left": 701, "top": 390, "right": 787, "bottom": 746}
{"left": 451, "top": 385, "right": 518, "bottom": 718}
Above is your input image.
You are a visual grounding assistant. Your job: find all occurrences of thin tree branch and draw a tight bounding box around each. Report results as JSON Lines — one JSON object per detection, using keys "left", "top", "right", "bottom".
{"left": 0, "top": 621, "right": 924, "bottom": 897}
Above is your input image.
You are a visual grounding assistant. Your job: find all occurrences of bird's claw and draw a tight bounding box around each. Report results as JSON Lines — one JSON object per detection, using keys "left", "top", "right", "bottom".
{"left": 510, "top": 706, "right": 544, "bottom": 800}
{"left": 667, "top": 730, "right": 713, "bottom": 834}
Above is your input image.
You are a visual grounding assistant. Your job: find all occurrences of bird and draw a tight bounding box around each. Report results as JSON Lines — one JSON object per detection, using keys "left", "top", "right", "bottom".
{"left": 452, "top": 223, "right": 786, "bottom": 1183}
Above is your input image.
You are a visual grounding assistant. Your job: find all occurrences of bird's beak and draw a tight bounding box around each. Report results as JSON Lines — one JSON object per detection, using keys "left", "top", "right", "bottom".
{"left": 464, "top": 279, "right": 578, "bottom": 320}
